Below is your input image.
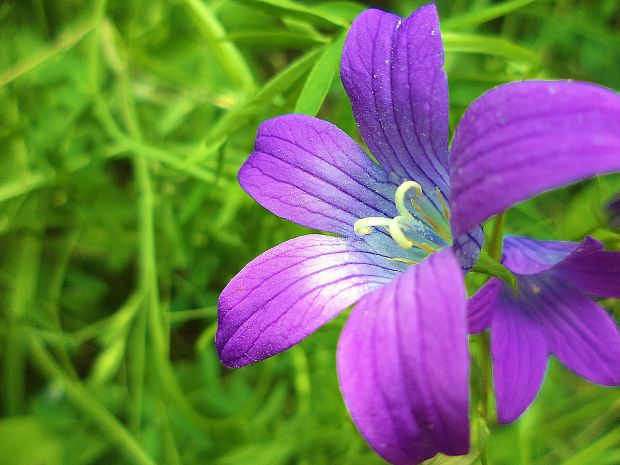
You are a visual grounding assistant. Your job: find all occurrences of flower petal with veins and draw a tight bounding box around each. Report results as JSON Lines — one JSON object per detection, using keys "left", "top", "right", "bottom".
{"left": 338, "top": 249, "right": 469, "bottom": 465}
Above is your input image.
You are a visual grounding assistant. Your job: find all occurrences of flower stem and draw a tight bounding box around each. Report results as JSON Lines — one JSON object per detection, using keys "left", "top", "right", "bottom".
{"left": 482, "top": 212, "right": 506, "bottom": 420}
{"left": 489, "top": 212, "right": 506, "bottom": 261}
{"left": 479, "top": 211, "right": 506, "bottom": 464}
{"left": 480, "top": 333, "right": 491, "bottom": 421}
{"left": 30, "top": 339, "right": 157, "bottom": 465}
{"left": 478, "top": 330, "right": 491, "bottom": 465}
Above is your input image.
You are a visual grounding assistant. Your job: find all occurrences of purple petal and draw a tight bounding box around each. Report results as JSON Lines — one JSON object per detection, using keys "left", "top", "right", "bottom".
{"left": 239, "top": 114, "right": 398, "bottom": 236}
{"left": 453, "top": 225, "right": 484, "bottom": 271}
{"left": 526, "top": 277, "right": 620, "bottom": 386}
{"left": 337, "top": 249, "right": 469, "bottom": 464}
{"left": 552, "top": 238, "right": 620, "bottom": 298}
{"left": 502, "top": 236, "right": 580, "bottom": 275}
{"left": 467, "top": 278, "right": 501, "bottom": 334}
{"left": 450, "top": 81, "right": 620, "bottom": 237}
{"left": 490, "top": 285, "right": 548, "bottom": 424}
{"left": 341, "top": 5, "right": 450, "bottom": 199}
{"left": 216, "top": 235, "right": 401, "bottom": 368}
{"left": 480, "top": 236, "right": 620, "bottom": 423}
{"left": 503, "top": 236, "right": 620, "bottom": 297}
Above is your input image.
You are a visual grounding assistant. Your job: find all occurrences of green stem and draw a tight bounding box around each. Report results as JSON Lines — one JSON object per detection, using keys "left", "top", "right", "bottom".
{"left": 45, "top": 228, "right": 81, "bottom": 379}
{"left": 480, "top": 333, "right": 491, "bottom": 422}
{"left": 479, "top": 211, "right": 507, "bottom": 464}
{"left": 168, "top": 306, "right": 217, "bottom": 324}
{"left": 128, "top": 306, "right": 146, "bottom": 432}
{"left": 181, "top": 0, "right": 256, "bottom": 92}
{"left": 30, "top": 340, "right": 157, "bottom": 465}
{"left": 116, "top": 61, "right": 152, "bottom": 437}
{"left": 489, "top": 212, "right": 506, "bottom": 261}
{"left": 131, "top": 112, "right": 212, "bottom": 432}
{"left": 0, "top": 20, "right": 94, "bottom": 88}
{"left": 482, "top": 212, "right": 507, "bottom": 417}
{"left": 4, "top": 203, "right": 41, "bottom": 415}
{"left": 117, "top": 53, "right": 212, "bottom": 432}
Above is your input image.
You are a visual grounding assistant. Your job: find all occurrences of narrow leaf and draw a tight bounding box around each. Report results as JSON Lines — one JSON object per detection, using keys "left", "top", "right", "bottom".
{"left": 233, "top": 0, "right": 346, "bottom": 28}
{"left": 225, "top": 30, "right": 327, "bottom": 49}
{"left": 313, "top": 1, "right": 366, "bottom": 23}
{"left": 442, "top": 0, "right": 539, "bottom": 30}
{"left": 182, "top": 0, "right": 256, "bottom": 92}
{"left": 443, "top": 32, "right": 540, "bottom": 67}
{"left": 294, "top": 31, "right": 346, "bottom": 116}
{"left": 207, "top": 47, "right": 322, "bottom": 143}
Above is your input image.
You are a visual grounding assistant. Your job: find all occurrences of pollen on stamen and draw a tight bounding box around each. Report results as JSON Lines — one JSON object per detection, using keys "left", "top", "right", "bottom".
{"left": 435, "top": 187, "right": 450, "bottom": 220}
{"left": 353, "top": 180, "right": 449, "bottom": 256}
{"left": 410, "top": 199, "right": 451, "bottom": 242}
{"left": 410, "top": 239, "right": 437, "bottom": 255}
{"left": 388, "top": 257, "right": 418, "bottom": 265}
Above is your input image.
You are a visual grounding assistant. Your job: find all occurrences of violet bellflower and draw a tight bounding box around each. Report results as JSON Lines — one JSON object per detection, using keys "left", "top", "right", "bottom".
{"left": 469, "top": 236, "right": 620, "bottom": 424}
{"left": 216, "top": 3, "right": 620, "bottom": 464}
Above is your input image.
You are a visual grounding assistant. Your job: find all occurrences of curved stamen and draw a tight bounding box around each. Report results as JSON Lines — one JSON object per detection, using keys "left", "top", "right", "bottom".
{"left": 354, "top": 217, "right": 392, "bottom": 235}
{"left": 353, "top": 180, "right": 450, "bottom": 257}
{"left": 394, "top": 180, "right": 422, "bottom": 218}
{"left": 389, "top": 216, "right": 415, "bottom": 249}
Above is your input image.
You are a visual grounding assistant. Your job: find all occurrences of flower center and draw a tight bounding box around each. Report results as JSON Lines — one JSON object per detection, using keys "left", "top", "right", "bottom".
{"left": 354, "top": 180, "right": 452, "bottom": 262}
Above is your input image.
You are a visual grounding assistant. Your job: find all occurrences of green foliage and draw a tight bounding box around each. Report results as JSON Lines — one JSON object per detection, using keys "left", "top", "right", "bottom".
{"left": 0, "top": 1, "right": 618, "bottom": 464}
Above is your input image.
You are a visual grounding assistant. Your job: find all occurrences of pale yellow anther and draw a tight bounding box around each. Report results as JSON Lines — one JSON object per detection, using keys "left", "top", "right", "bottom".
{"left": 352, "top": 180, "right": 449, "bottom": 257}
{"left": 388, "top": 216, "right": 415, "bottom": 249}
{"left": 411, "top": 199, "right": 451, "bottom": 242}
{"left": 435, "top": 187, "right": 450, "bottom": 220}
{"left": 354, "top": 217, "right": 392, "bottom": 235}
{"left": 395, "top": 180, "right": 423, "bottom": 218}
{"left": 388, "top": 257, "right": 418, "bottom": 265}
{"left": 410, "top": 240, "right": 438, "bottom": 255}
{"left": 387, "top": 217, "right": 437, "bottom": 254}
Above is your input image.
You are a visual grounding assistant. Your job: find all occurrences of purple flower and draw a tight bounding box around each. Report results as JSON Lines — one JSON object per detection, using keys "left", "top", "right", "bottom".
{"left": 469, "top": 236, "right": 620, "bottom": 424}
{"left": 216, "top": 4, "right": 620, "bottom": 464}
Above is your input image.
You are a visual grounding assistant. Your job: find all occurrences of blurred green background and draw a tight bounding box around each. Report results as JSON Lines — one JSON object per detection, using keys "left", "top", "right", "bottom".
{"left": 1, "top": 0, "right": 619, "bottom": 464}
